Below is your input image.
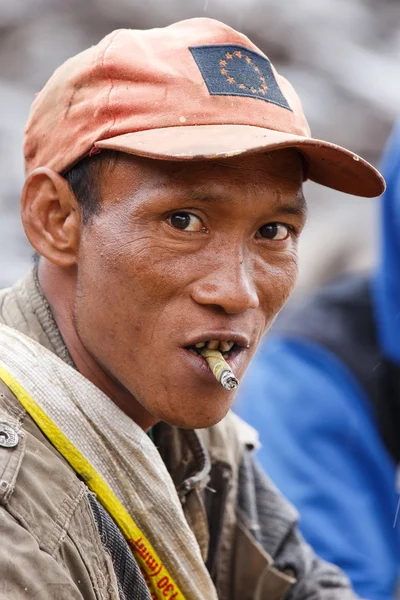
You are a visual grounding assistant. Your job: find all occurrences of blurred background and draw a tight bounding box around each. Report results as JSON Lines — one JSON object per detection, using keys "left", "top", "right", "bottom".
{"left": 1, "top": 0, "right": 399, "bottom": 294}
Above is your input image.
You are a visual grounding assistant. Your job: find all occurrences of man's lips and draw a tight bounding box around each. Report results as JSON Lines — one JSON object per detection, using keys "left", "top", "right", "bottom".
{"left": 178, "top": 330, "right": 252, "bottom": 385}
{"left": 181, "top": 343, "right": 248, "bottom": 385}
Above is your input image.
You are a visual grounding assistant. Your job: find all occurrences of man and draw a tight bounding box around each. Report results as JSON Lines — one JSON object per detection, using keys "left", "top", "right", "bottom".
{"left": 235, "top": 123, "right": 400, "bottom": 600}
{"left": 0, "top": 18, "right": 384, "bottom": 600}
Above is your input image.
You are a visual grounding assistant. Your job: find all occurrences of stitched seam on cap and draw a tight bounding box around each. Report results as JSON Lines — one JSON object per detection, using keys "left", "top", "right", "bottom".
{"left": 100, "top": 29, "right": 123, "bottom": 139}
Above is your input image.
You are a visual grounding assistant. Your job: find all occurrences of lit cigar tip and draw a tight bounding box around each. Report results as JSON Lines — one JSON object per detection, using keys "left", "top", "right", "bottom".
{"left": 220, "top": 371, "right": 239, "bottom": 390}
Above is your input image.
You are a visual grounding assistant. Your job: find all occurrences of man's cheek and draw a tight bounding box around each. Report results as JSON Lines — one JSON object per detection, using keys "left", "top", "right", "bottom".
{"left": 101, "top": 233, "right": 193, "bottom": 285}
{"left": 273, "top": 250, "right": 299, "bottom": 295}
{"left": 259, "top": 260, "right": 298, "bottom": 313}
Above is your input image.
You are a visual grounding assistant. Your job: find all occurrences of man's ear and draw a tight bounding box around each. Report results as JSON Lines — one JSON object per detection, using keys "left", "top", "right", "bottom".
{"left": 21, "top": 167, "right": 80, "bottom": 267}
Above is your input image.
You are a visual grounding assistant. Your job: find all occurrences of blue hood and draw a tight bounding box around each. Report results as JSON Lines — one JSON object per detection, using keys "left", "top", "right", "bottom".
{"left": 373, "top": 120, "right": 400, "bottom": 364}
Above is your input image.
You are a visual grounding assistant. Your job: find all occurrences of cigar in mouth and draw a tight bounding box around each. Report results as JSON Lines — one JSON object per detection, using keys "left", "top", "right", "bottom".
{"left": 200, "top": 348, "right": 239, "bottom": 390}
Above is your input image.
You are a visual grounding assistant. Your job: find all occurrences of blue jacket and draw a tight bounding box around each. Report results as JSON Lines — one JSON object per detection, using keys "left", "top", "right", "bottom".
{"left": 235, "top": 123, "right": 400, "bottom": 600}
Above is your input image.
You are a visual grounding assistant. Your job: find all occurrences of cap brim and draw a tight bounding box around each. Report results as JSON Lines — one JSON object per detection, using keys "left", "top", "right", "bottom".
{"left": 95, "top": 124, "right": 385, "bottom": 198}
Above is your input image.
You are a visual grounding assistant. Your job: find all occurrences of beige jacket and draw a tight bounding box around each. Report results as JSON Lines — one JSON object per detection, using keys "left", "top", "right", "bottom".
{"left": 0, "top": 272, "right": 359, "bottom": 600}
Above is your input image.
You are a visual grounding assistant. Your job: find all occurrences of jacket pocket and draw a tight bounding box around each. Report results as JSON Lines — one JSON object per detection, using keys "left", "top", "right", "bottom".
{"left": 234, "top": 520, "right": 296, "bottom": 600}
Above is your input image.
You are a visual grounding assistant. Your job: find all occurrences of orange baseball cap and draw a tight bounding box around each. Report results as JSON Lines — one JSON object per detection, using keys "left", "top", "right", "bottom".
{"left": 24, "top": 18, "right": 384, "bottom": 197}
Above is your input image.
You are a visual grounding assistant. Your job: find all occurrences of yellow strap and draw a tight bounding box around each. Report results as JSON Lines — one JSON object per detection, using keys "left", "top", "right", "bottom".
{"left": 0, "top": 366, "right": 186, "bottom": 600}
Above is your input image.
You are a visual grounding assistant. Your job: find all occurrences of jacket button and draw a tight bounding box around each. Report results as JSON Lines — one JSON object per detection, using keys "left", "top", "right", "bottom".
{"left": 0, "top": 423, "right": 19, "bottom": 448}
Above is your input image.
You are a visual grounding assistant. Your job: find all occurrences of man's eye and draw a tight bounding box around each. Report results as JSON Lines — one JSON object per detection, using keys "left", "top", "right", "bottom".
{"left": 258, "top": 223, "right": 291, "bottom": 241}
{"left": 167, "top": 212, "right": 205, "bottom": 232}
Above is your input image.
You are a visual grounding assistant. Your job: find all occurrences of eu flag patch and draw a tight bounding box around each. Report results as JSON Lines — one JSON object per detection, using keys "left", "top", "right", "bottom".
{"left": 189, "top": 44, "right": 292, "bottom": 111}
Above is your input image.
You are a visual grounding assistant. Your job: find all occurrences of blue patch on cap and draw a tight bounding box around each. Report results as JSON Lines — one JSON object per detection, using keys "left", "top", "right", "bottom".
{"left": 189, "top": 44, "right": 292, "bottom": 111}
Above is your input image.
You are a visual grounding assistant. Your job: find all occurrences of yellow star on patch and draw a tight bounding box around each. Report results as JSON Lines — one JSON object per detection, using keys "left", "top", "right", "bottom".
{"left": 233, "top": 51, "right": 242, "bottom": 58}
{"left": 245, "top": 56, "right": 252, "bottom": 64}
{"left": 227, "top": 76, "right": 235, "bottom": 84}
{"left": 225, "top": 52, "right": 233, "bottom": 59}
{"left": 219, "top": 59, "right": 227, "bottom": 66}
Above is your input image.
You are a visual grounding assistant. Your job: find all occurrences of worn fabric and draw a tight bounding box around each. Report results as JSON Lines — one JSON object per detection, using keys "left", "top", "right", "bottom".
{"left": 87, "top": 493, "right": 152, "bottom": 600}
{"left": 0, "top": 270, "right": 360, "bottom": 599}
{"left": 0, "top": 377, "right": 121, "bottom": 600}
{"left": 235, "top": 123, "right": 400, "bottom": 599}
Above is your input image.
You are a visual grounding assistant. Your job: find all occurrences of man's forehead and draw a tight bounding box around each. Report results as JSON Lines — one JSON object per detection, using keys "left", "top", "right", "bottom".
{"left": 145, "top": 162, "right": 305, "bottom": 216}
{"left": 100, "top": 149, "right": 305, "bottom": 208}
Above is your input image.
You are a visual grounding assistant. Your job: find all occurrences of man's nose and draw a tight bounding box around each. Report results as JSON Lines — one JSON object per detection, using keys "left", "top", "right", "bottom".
{"left": 191, "top": 253, "right": 260, "bottom": 315}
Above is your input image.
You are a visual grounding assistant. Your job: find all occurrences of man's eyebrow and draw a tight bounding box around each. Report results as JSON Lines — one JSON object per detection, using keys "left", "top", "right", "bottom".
{"left": 184, "top": 189, "right": 308, "bottom": 217}
{"left": 278, "top": 192, "right": 307, "bottom": 218}
{"left": 184, "top": 190, "right": 232, "bottom": 204}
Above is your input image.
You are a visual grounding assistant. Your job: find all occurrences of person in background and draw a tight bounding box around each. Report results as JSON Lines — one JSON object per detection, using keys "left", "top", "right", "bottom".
{"left": 235, "top": 121, "right": 400, "bottom": 600}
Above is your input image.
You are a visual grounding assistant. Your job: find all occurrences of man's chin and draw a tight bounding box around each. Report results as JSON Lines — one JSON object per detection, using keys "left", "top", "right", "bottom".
{"left": 156, "top": 399, "right": 233, "bottom": 430}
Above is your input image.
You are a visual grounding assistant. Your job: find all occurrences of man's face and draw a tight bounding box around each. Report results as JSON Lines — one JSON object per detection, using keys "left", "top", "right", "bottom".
{"left": 73, "top": 150, "right": 305, "bottom": 428}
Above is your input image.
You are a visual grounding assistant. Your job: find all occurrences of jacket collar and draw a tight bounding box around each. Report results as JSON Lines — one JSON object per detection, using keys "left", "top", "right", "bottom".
{"left": 0, "top": 269, "right": 74, "bottom": 368}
